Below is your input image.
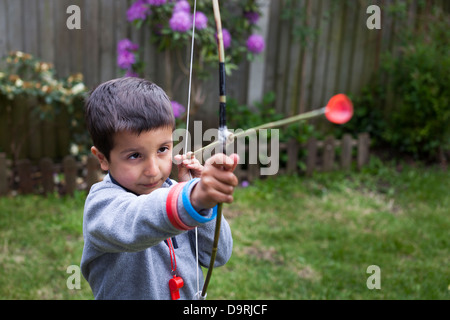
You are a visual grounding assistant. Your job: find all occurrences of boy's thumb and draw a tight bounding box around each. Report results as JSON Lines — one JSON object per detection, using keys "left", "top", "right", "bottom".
{"left": 229, "top": 153, "right": 240, "bottom": 171}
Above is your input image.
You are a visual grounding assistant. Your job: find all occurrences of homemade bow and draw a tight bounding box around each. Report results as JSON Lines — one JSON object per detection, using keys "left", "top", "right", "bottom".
{"left": 184, "top": 0, "right": 227, "bottom": 300}
{"left": 199, "top": 0, "right": 227, "bottom": 300}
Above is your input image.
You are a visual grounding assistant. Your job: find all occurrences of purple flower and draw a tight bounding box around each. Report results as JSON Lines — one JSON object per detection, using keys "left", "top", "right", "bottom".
{"left": 241, "top": 180, "right": 250, "bottom": 188}
{"left": 117, "top": 50, "right": 136, "bottom": 69}
{"left": 117, "top": 39, "right": 139, "bottom": 70}
{"left": 127, "top": 0, "right": 150, "bottom": 22}
{"left": 171, "top": 101, "right": 186, "bottom": 118}
{"left": 169, "top": 11, "right": 192, "bottom": 32}
{"left": 118, "top": 39, "right": 139, "bottom": 53}
{"left": 173, "top": 0, "right": 190, "bottom": 14}
{"left": 147, "top": 0, "right": 166, "bottom": 6}
{"left": 246, "top": 34, "right": 265, "bottom": 54}
{"left": 244, "top": 11, "right": 260, "bottom": 24}
{"left": 223, "top": 29, "right": 231, "bottom": 49}
{"left": 216, "top": 28, "right": 231, "bottom": 49}
{"left": 194, "top": 11, "right": 208, "bottom": 30}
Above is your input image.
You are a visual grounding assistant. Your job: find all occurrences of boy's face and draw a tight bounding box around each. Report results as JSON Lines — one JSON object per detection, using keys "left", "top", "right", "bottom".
{"left": 92, "top": 127, "right": 173, "bottom": 195}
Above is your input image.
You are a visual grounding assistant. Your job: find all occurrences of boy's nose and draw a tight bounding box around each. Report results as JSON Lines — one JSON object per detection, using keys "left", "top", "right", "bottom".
{"left": 143, "top": 157, "right": 159, "bottom": 177}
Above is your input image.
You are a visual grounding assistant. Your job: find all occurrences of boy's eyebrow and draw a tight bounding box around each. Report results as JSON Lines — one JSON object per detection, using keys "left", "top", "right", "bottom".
{"left": 119, "top": 140, "right": 173, "bottom": 154}
{"left": 119, "top": 148, "right": 140, "bottom": 155}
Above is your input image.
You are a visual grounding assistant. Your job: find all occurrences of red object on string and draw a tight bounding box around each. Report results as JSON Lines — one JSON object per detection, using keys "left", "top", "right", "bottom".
{"left": 169, "top": 276, "right": 184, "bottom": 300}
{"left": 167, "top": 238, "right": 184, "bottom": 300}
{"left": 325, "top": 94, "right": 353, "bottom": 124}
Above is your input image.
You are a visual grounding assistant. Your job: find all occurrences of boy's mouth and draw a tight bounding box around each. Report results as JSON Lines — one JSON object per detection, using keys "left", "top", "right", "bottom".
{"left": 141, "top": 181, "right": 160, "bottom": 189}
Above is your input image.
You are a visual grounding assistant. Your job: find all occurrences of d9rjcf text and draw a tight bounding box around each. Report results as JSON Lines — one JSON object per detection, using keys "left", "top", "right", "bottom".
{"left": 227, "top": 304, "right": 268, "bottom": 317}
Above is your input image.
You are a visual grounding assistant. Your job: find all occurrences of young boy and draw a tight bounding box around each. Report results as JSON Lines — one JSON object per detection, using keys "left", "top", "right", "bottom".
{"left": 80, "top": 77, "right": 239, "bottom": 299}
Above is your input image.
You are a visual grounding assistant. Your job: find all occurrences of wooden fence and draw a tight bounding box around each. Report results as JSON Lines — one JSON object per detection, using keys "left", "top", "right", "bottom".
{"left": 1, "top": 0, "right": 447, "bottom": 161}
{"left": 234, "top": 132, "right": 370, "bottom": 181}
{"left": 0, "top": 153, "right": 101, "bottom": 196}
{"left": 0, "top": 133, "right": 370, "bottom": 196}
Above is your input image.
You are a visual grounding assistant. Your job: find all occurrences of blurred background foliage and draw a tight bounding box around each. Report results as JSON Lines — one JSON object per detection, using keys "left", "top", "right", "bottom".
{"left": 337, "top": 4, "right": 449, "bottom": 163}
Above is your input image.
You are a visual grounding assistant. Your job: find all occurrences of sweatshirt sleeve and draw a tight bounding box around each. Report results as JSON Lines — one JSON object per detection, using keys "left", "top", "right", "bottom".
{"left": 83, "top": 177, "right": 220, "bottom": 254}
{"left": 84, "top": 182, "right": 175, "bottom": 253}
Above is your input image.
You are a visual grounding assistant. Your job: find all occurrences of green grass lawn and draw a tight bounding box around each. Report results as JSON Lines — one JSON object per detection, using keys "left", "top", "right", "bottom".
{"left": 0, "top": 160, "right": 448, "bottom": 299}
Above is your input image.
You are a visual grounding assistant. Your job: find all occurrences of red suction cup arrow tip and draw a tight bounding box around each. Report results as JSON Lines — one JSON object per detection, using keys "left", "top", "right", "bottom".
{"left": 325, "top": 94, "right": 354, "bottom": 124}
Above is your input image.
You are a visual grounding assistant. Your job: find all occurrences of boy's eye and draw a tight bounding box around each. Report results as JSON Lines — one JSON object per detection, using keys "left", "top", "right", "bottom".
{"left": 128, "top": 152, "right": 141, "bottom": 159}
{"left": 158, "top": 146, "right": 169, "bottom": 153}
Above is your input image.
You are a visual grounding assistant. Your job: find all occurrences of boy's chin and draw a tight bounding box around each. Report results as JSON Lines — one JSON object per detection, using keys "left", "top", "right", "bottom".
{"left": 135, "top": 182, "right": 163, "bottom": 195}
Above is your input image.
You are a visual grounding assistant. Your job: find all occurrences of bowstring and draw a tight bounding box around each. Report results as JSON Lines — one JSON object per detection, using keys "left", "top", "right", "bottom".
{"left": 184, "top": 0, "right": 200, "bottom": 299}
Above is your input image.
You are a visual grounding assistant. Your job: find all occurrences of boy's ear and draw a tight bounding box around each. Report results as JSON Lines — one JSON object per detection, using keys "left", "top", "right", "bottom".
{"left": 91, "top": 146, "right": 110, "bottom": 171}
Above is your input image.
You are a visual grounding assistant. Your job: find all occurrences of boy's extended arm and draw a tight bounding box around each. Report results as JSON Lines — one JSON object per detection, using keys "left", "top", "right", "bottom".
{"left": 83, "top": 178, "right": 215, "bottom": 253}
{"left": 84, "top": 185, "right": 175, "bottom": 253}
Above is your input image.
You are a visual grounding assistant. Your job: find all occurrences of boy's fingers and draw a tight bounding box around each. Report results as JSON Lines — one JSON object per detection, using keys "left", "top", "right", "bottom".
{"left": 198, "top": 179, "right": 235, "bottom": 204}
{"left": 207, "top": 153, "right": 239, "bottom": 171}
{"left": 174, "top": 152, "right": 195, "bottom": 165}
{"left": 173, "top": 154, "right": 183, "bottom": 165}
{"left": 229, "top": 153, "right": 239, "bottom": 171}
{"left": 217, "top": 168, "right": 239, "bottom": 186}
{"left": 201, "top": 163, "right": 239, "bottom": 189}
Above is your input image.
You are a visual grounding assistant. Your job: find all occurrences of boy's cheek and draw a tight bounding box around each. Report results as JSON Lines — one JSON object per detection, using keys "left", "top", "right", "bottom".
{"left": 164, "top": 157, "right": 174, "bottom": 176}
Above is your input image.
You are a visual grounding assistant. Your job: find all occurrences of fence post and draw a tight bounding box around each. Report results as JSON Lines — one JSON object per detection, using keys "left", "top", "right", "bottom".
{"left": 247, "top": 143, "right": 259, "bottom": 182}
{"left": 234, "top": 164, "right": 245, "bottom": 184}
{"left": 248, "top": 162, "right": 260, "bottom": 182}
{"left": 86, "top": 155, "right": 100, "bottom": 191}
{"left": 17, "top": 159, "right": 33, "bottom": 194}
{"left": 306, "top": 137, "right": 317, "bottom": 177}
{"left": 287, "top": 138, "right": 299, "bottom": 174}
{"left": 63, "top": 155, "right": 77, "bottom": 195}
{"left": 323, "top": 136, "right": 335, "bottom": 171}
{"left": 40, "top": 157, "right": 54, "bottom": 195}
{"left": 357, "top": 133, "right": 370, "bottom": 170}
{"left": 0, "top": 153, "right": 7, "bottom": 196}
{"left": 341, "top": 134, "right": 353, "bottom": 170}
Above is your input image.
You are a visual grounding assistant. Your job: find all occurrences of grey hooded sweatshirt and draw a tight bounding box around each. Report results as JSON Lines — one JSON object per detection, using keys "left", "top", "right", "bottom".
{"left": 80, "top": 174, "right": 233, "bottom": 300}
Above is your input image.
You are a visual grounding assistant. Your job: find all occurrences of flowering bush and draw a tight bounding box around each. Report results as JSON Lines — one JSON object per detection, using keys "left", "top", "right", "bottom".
{"left": 118, "top": 0, "right": 265, "bottom": 79}
{"left": 0, "top": 51, "right": 87, "bottom": 113}
{"left": 0, "top": 51, "right": 89, "bottom": 161}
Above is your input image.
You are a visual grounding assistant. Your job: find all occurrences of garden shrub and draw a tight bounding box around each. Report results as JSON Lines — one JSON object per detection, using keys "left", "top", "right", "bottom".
{"left": 339, "top": 6, "right": 449, "bottom": 162}
{"left": 381, "top": 7, "right": 450, "bottom": 161}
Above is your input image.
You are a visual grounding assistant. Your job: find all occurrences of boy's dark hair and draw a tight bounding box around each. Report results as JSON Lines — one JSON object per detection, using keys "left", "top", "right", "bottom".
{"left": 85, "top": 77, "right": 175, "bottom": 160}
